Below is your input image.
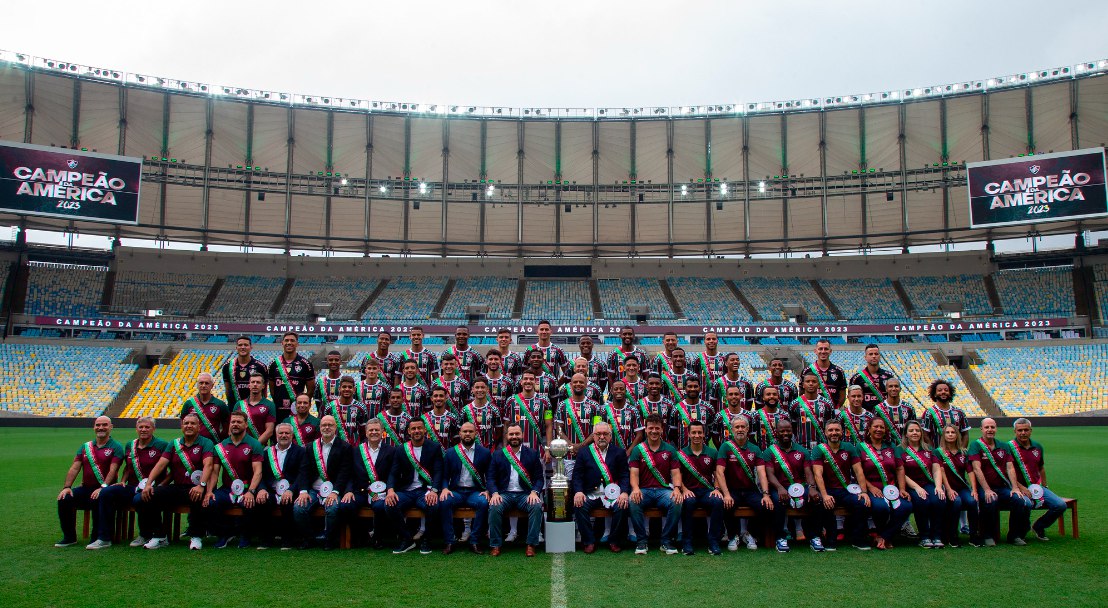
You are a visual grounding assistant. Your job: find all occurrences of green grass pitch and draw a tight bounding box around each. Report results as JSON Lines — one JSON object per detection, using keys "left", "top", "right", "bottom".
{"left": 0, "top": 426, "right": 1104, "bottom": 607}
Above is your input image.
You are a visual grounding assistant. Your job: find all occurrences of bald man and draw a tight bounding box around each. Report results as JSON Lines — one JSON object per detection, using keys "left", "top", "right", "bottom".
{"left": 180, "top": 372, "right": 229, "bottom": 442}
{"left": 57, "top": 416, "right": 123, "bottom": 548}
{"left": 968, "top": 418, "right": 1030, "bottom": 546}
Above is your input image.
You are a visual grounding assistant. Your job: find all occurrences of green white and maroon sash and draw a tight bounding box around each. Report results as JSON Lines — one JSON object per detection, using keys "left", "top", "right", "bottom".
{"left": 718, "top": 408, "right": 735, "bottom": 442}
{"left": 1008, "top": 440, "right": 1034, "bottom": 485}
{"left": 604, "top": 403, "right": 627, "bottom": 449}
{"left": 174, "top": 438, "right": 197, "bottom": 478}
{"left": 636, "top": 443, "right": 671, "bottom": 488}
{"left": 289, "top": 417, "right": 308, "bottom": 446}
{"left": 221, "top": 355, "right": 237, "bottom": 398}
{"left": 328, "top": 401, "right": 350, "bottom": 442}
{"left": 376, "top": 413, "right": 402, "bottom": 445}
{"left": 757, "top": 409, "right": 777, "bottom": 441}
{"left": 84, "top": 441, "right": 108, "bottom": 486}
{"left": 658, "top": 369, "right": 681, "bottom": 401}
{"left": 275, "top": 355, "right": 299, "bottom": 404}
{"left": 531, "top": 345, "right": 556, "bottom": 376}
{"left": 675, "top": 450, "right": 713, "bottom": 488}
{"left": 359, "top": 444, "right": 380, "bottom": 484}
{"left": 724, "top": 440, "right": 756, "bottom": 484}
{"left": 420, "top": 413, "right": 439, "bottom": 442}
{"left": 563, "top": 399, "right": 586, "bottom": 442}
{"left": 875, "top": 403, "right": 903, "bottom": 445}
{"left": 859, "top": 368, "right": 884, "bottom": 402}
{"left": 808, "top": 363, "right": 832, "bottom": 400}
{"left": 454, "top": 444, "right": 485, "bottom": 489}
{"left": 839, "top": 409, "right": 863, "bottom": 443}
{"left": 589, "top": 444, "right": 614, "bottom": 486}
{"left": 405, "top": 442, "right": 435, "bottom": 488}
{"left": 927, "top": 406, "right": 953, "bottom": 433}
{"left": 692, "top": 352, "right": 709, "bottom": 379}
{"left": 939, "top": 448, "right": 970, "bottom": 488}
{"left": 797, "top": 396, "right": 826, "bottom": 443}
{"left": 975, "top": 439, "right": 1010, "bottom": 487}
{"left": 768, "top": 444, "right": 797, "bottom": 485}
{"left": 512, "top": 394, "right": 542, "bottom": 435}
{"left": 311, "top": 439, "right": 330, "bottom": 482}
{"left": 433, "top": 377, "right": 458, "bottom": 412}
{"left": 317, "top": 372, "right": 342, "bottom": 403}
{"left": 502, "top": 446, "right": 533, "bottom": 489}
{"left": 859, "top": 442, "right": 889, "bottom": 486}
{"left": 904, "top": 445, "right": 934, "bottom": 484}
{"left": 237, "top": 400, "right": 262, "bottom": 438}
{"left": 817, "top": 443, "right": 850, "bottom": 488}
{"left": 266, "top": 446, "right": 284, "bottom": 480}
{"left": 185, "top": 397, "right": 220, "bottom": 439}
{"left": 675, "top": 400, "right": 696, "bottom": 427}
{"left": 403, "top": 350, "right": 430, "bottom": 387}
{"left": 127, "top": 439, "right": 149, "bottom": 481}
{"left": 215, "top": 443, "right": 240, "bottom": 481}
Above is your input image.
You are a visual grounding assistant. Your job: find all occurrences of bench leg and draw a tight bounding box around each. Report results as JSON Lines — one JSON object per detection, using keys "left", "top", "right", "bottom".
{"left": 342, "top": 524, "right": 351, "bottom": 550}
{"left": 1071, "top": 503, "right": 1078, "bottom": 539}
{"left": 82, "top": 511, "right": 90, "bottom": 539}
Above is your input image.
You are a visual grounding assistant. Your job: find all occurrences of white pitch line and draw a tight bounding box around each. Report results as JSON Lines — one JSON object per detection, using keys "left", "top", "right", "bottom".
{"left": 550, "top": 553, "right": 567, "bottom": 608}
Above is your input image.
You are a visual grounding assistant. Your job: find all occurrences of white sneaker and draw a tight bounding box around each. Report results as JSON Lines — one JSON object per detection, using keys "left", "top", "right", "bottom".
{"left": 460, "top": 519, "right": 473, "bottom": 543}
{"left": 902, "top": 521, "right": 919, "bottom": 537}
{"left": 538, "top": 532, "right": 545, "bottom": 543}
{"left": 85, "top": 539, "right": 111, "bottom": 550}
{"left": 505, "top": 530, "right": 518, "bottom": 543}
{"left": 727, "top": 537, "right": 739, "bottom": 552}
{"left": 412, "top": 529, "right": 424, "bottom": 541}
{"left": 144, "top": 537, "right": 169, "bottom": 550}
{"left": 741, "top": 532, "right": 758, "bottom": 551}
{"left": 189, "top": 537, "right": 202, "bottom": 551}
{"left": 129, "top": 536, "right": 148, "bottom": 548}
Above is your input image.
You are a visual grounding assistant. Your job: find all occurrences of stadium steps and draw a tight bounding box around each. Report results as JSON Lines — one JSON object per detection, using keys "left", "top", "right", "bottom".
{"left": 7, "top": 261, "right": 29, "bottom": 315}
{"left": 588, "top": 279, "right": 603, "bottom": 320}
{"left": 106, "top": 367, "right": 151, "bottom": 417}
{"left": 513, "top": 280, "right": 527, "bottom": 319}
{"left": 955, "top": 366, "right": 1004, "bottom": 417}
{"left": 983, "top": 275, "right": 1004, "bottom": 315}
{"left": 269, "top": 278, "right": 295, "bottom": 317}
{"left": 100, "top": 271, "right": 116, "bottom": 313}
{"left": 1074, "top": 265, "right": 1094, "bottom": 320}
{"left": 355, "top": 279, "right": 389, "bottom": 319}
{"left": 658, "top": 279, "right": 684, "bottom": 319}
{"left": 0, "top": 260, "right": 16, "bottom": 326}
{"left": 429, "top": 279, "right": 456, "bottom": 320}
{"left": 197, "top": 277, "right": 225, "bottom": 317}
{"left": 810, "top": 280, "right": 841, "bottom": 319}
{"left": 891, "top": 280, "right": 916, "bottom": 317}
{"left": 726, "top": 280, "right": 762, "bottom": 321}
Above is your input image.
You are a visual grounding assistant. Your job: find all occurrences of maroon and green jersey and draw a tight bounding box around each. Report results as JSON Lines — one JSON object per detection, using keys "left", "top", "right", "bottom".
{"left": 763, "top": 442, "right": 810, "bottom": 487}
{"left": 325, "top": 399, "right": 369, "bottom": 445}
{"left": 629, "top": 442, "right": 678, "bottom": 489}
{"left": 432, "top": 376, "right": 470, "bottom": 415}
{"left": 657, "top": 368, "right": 701, "bottom": 403}
{"left": 520, "top": 371, "right": 559, "bottom": 402}
{"left": 360, "top": 380, "right": 391, "bottom": 418}
{"left": 501, "top": 351, "right": 526, "bottom": 383}
{"left": 501, "top": 393, "right": 549, "bottom": 450}
{"left": 73, "top": 439, "right": 124, "bottom": 488}
{"left": 398, "top": 348, "right": 439, "bottom": 387}
{"left": 709, "top": 375, "right": 754, "bottom": 411}
{"left": 444, "top": 346, "right": 485, "bottom": 385}
{"left": 1008, "top": 439, "right": 1045, "bottom": 486}
{"left": 810, "top": 442, "right": 859, "bottom": 491}
{"left": 122, "top": 437, "right": 171, "bottom": 483}
{"left": 578, "top": 353, "right": 609, "bottom": 393}
{"left": 849, "top": 367, "right": 896, "bottom": 412}
{"left": 902, "top": 445, "right": 937, "bottom": 486}
{"left": 717, "top": 439, "right": 763, "bottom": 491}
{"left": 807, "top": 361, "right": 848, "bottom": 404}
{"left": 215, "top": 436, "right": 264, "bottom": 487}
{"left": 365, "top": 350, "right": 400, "bottom": 388}
{"left": 314, "top": 371, "right": 345, "bottom": 405}
{"left": 756, "top": 378, "right": 799, "bottom": 407}
{"left": 857, "top": 443, "right": 901, "bottom": 487}
{"left": 236, "top": 398, "right": 276, "bottom": 440}
{"left": 421, "top": 410, "right": 461, "bottom": 448}
{"left": 639, "top": 395, "right": 675, "bottom": 431}
{"left": 968, "top": 439, "right": 1014, "bottom": 489}
{"left": 220, "top": 355, "right": 268, "bottom": 404}
{"left": 617, "top": 377, "right": 648, "bottom": 402}
{"left": 398, "top": 382, "right": 431, "bottom": 417}
{"left": 161, "top": 436, "right": 215, "bottom": 485}
{"left": 920, "top": 405, "right": 970, "bottom": 446}
{"left": 180, "top": 396, "right": 229, "bottom": 442}
{"left": 677, "top": 445, "right": 718, "bottom": 490}
{"left": 713, "top": 407, "right": 755, "bottom": 446}
{"left": 462, "top": 402, "right": 502, "bottom": 448}
{"left": 788, "top": 395, "right": 835, "bottom": 449}
{"left": 599, "top": 402, "right": 643, "bottom": 451}
{"left": 837, "top": 409, "right": 874, "bottom": 445}
{"left": 268, "top": 354, "right": 315, "bottom": 418}
{"left": 670, "top": 400, "right": 714, "bottom": 449}
{"left": 280, "top": 414, "right": 322, "bottom": 446}
{"left": 689, "top": 351, "right": 729, "bottom": 386}
{"left": 875, "top": 401, "right": 917, "bottom": 444}
{"left": 525, "top": 343, "right": 570, "bottom": 381}
{"left": 749, "top": 408, "right": 791, "bottom": 451}
{"left": 555, "top": 381, "right": 604, "bottom": 405}
{"left": 607, "top": 346, "right": 648, "bottom": 381}
{"left": 554, "top": 398, "right": 601, "bottom": 444}
{"left": 376, "top": 411, "right": 412, "bottom": 446}
{"left": 483, "top": 373, "right": 517, "bottom": 413}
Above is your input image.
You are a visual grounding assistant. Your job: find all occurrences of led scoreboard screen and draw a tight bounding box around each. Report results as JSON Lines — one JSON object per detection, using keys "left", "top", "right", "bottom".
{"left": 0, "top": 140, "right": 143, "bottom": 224}
{"left": 967, "top": 147, "right": 1107, "bottom": 228}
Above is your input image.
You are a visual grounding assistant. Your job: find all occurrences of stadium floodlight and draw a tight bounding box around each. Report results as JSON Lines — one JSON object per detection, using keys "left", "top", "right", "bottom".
{"left": 680, "top": 184, "right": 688, "bottom": 196}
{"left": 379, "top": 185, "right": 388, "bottom": 194}
{"left": 720, "top": 182, "right": 729, "bottom": 195}
{"left": 340, "top": 178, "right": 348, "bottom": 186}
{"left": 418, "top": 182, "right": 428, "bottom": 195}
{"left": 486, "top": 185, "right": 495, "bottom": 198}
{"left": 758, "top": 181, "right": 766, "bottom": 193}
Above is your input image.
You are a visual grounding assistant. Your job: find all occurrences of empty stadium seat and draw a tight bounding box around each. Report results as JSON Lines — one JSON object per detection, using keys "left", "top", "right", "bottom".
{"left": 362, "top": 278, "right": 448, "bottom": 323}
{"left": 25, "top": 263, "right": 107, "bottom": 317}
{"left": 520, "top": 280, "right": 592, "bottom": 322}
{"left": 734, "top": 278, "right": 834, "bottom": 322}
{"left": 440, "top": 277, "right": 517, "bottom": 321}
{"left": 112, "top": 271, "right": 216, "bottom": 317}
{"left": 596, "top": 278, "right": 676, "bottom": 322}
{"left": 992, "top": 267, "right": 1075, "bottom": 318}
{"left": 0, "top": 345, "right": 136, "bottom": 417}
{"left": 818, "top": 278, "right": 906, "bottom": 323}
{"left": 666, "top": 277, "right": 751, "bottom": 324}
{"left": 972, "top": 345, "right": 1107, "bottom": 416}
{"left": 900, "top": 275, "right": 992, "bottom": 317}
{"left": 277, "top": 278, "right": 377, "bottom": 321}
{"left": 207, "top": 276, "right": 286, "bottom": 320}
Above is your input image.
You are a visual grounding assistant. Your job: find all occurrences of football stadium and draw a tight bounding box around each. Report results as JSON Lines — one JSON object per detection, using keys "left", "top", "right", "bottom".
{"left": 1, "top": 7, "right": 1107, "bottom": 606}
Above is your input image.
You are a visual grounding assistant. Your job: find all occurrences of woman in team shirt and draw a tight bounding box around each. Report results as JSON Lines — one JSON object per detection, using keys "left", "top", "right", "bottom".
{"left": 857, "top": 417, "right": 912, "bottom": 549}
{"left": 934, "top": 423, "right": 982, "bottom": 548}
{"left": 899, "top": 420, "right": 945, "bottom": 548}
{"left": 810, "top": 418, "right": 871, "bottom": 550}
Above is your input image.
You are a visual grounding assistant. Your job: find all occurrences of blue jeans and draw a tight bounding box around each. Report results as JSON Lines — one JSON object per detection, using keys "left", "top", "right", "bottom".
{"left": 57, "top": 485, "right": 103, "bottom": 542}
{"left": 387, "top": 489, "right": 437, "bottom": 544}
{"left": 97, "top": 483, "right": 138, "bottom": 542}
{"left": 908, "top": 483, "right": 944, "bottom": 541}
{"left": 680, "top": 488, "right": 723, "bottom": 551}
{"left": 630, "top": 488, "right": 681, "bottom": 545}
{"left": 1031, "top": 487, "right": 1068, "bottom": 534}
{"left": 574, "top": 496, "right": 626, "bottom": 546}
{"left": 944, "top": 487, "right": 981, "bottom": 542}
{"left": 868, "top": 492, "right": 912, "bottom": 541}
{"left": 441, "top": 489, "right": 489, "bottom": 544}
{"left": 488, "top": 492, "right": 543, "bottom": 547}
{"left": 205, "top": 487, "right": 259, "bottom": 540}
{"left": 979, "top": 486, "right": 1030, "bottom": 541}
{"left": 820, "top": 488, "right": 868, "bottom": 547}
{"left": 723, "top": 488, "right": 768, "bottom": 538}
{"left": 293, "top": 490, "right": 348, "bottom": 546}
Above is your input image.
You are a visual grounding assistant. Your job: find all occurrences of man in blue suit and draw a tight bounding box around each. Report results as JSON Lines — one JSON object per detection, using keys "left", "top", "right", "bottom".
{"left": 487, "top": 423, "right": 545, "bottom": 556}
{"left": 440, "top": 421, "right": 492, "bottom": 554}
{"left": 293, "top": 415, "right": 355, "bottom": 549}
{"left": 571, "top": 421, "right": 630, "bottom": 554}
{"left": 385, "top": 418, "right": 444, "bottom": 554}
{"left": 255, "top": 422, "right": 306, "bottom": 549}
{"left": 352, "top": 418, "right": 396, "bottom": 548}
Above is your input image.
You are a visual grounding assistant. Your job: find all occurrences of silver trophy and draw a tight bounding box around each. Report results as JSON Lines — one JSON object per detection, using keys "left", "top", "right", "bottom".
{"left": 549, "top": 438, "right": 569, "bottom": 521}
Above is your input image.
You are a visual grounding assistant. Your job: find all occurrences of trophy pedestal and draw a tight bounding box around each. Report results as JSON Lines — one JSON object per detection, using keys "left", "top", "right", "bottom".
{"left": 544, "top": 520, "right": 576, "bottom": 553}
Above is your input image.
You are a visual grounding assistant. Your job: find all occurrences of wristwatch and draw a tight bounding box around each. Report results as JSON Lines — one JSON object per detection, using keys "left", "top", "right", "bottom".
{"left": 199, "top": 481, "right": 207, "bottom": 488}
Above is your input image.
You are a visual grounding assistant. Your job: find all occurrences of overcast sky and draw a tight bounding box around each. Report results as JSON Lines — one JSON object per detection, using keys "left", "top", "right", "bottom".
{"left": 3, "top": 0, "right": 1106, "bottom": 109}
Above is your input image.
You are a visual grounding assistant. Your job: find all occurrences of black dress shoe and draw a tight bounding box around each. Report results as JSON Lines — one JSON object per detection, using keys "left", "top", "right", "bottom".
{"left": 469, "top": 544, "right": 484, "bottom": 555}
{"left": 442, "top": 544, "right": 455, "bottom": 555}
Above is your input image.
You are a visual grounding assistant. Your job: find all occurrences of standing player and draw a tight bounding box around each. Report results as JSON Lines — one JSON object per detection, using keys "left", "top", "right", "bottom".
{"left": 788, "top": 371, "right": 835, "bottom": 451}
{"left": 365, "top": 331, "right": 400, "bottom": 388}
{"left": 525, "top": 320, "right": 571, "bottom": 382}
{"left": 501, "top": 371, "right": 550, "bottom": 454}
{"left": 968, "top": 418, "right": 1030, "bottom": 546}
{"left": 874, "top": 377, "right": 915, "bottom": 445}
{"left": 433, "top": 353, "right": 470, "bottom": 416}
{"left": 808, "top": 338, "right": 848, "bottom": 409}
{"left": 838, "top": 386, "right": 874, "bottom": 446}
{"left": 445, "top": 326, "right": 484, "bottom": 386}
{"left": 180, "top": 372, "right": 228, "bottom": 443}
{"left": 689, "top": 331, "right": 728, "bottom": 387}
{"left": 268, "top": 332, "right": 316, "bottom": 423}
{"left": 657, "top": 348, "right": 700, "bottom": 403}
{"left": 616, "top": 356, "right": 648, "bottom": 403}
{"left": 462, "top": 379, "right": 503, "bottom": 449}
{"left": 324, "top": 376, "right": 369, "bottom": 446}
{"left": 55, "top": 417, "right": 123, "bottom": 549}
{"left": 651, "top": 332, "right": 681, "bottom": 378}
{"left": 639, "top": 375, "right": 676, "bottom": 436}
{"left": 749, "top": 386, "right": 790, "bottom": 451}
{"left": 314, "top": 350, "right": 345, "bottom": 407}
{"left": 576, "top": 335, "right": 608, "bottom": 394}
{"left": 1009, "top": 418, "right": 1068, "bottom": 541}
{"left": 496, "top": 329, "right": 525, "bottom": 382}
{"left": 142, "top": 414, "right": 214, "bottom": 551}
{"left": 397, "top": 360, "right": 431, "bottom": 416}
{"left": 709, "top": 353, "right": 754, "bottom": 414}
{"left": 398, "top": 327, "right": 438, "bottom": 388}
{"left": 482, "top": 349, "right": 516, "bottom": 414}
{"left": 377, "top": 388, "right": 413, "bottom": 447}
{"left": 599, "top": 380, "right": 643, "bottom": 455}
{"left": 523, "top": 349, "right": 560, "bottom": 401}
{"left": 360, "top": 358, "right": 392, "bottom": 418}
{"left": 920, "top": 379, "right": 970, "bottom": 448}
{"left": 423, "top": 386, "right": 462, "bottom": 448}
{"left": 670, "top": 377, "right": 713, "bottom": 449}
{"left": 605, "top": 326, "right": 648, "bottom": 388}
{"left": 238, "top": 373, "right": 276, "bottom": 445}
{"left": 204, "top": 410, "right": 264, "bottom": 549}
{"left": 756, "top": 358, "right": 798, "bottom": 407}
{"left": 714, "top": 385, "right": 755, "bottom": 447}
{"left": 552, "top": 373, "right": 601, "bottom": 470}
{"left": 555, "top": 357, "right": 604, "bottom": 403}
{"left": 219, "top": 335, "right": 268, "bottom": 405}
{"left": 849, "top": 344, "right": 895, "bottom": 412}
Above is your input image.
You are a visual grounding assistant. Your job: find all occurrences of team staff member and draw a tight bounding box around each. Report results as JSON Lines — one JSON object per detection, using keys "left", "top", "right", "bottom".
{"left": 254, "top": 422, "right": 305, "bottom": 550}
{"left": 104, "top": 417, "right": 169, "bottom": 549}
{"left": 282, "top": 393, "right": 321, "bottom": 446}
{"left": 934, "top": 424, "right": 982, "bottom": 547}
{"left": 571, "top": 422, "right": 630, "bottom": 554}
{"left": 487, "top": 423, "right": 546, "bottom": 557}
{"left": 808, "top": 339, "right": 848, "bottom": 409}
{"left": 294, "top": 415, "right": 355, "bottom": 550}
{"left": 204, "top": 410, "right": 264, "bottom": 549}
{"left": 968, "top": 417, "right": 1030, "bottom": 546}
{"left": 141, "top": 413, "right": 214, "bottom": 550}
{"left": 857, "top": 418, "right": 912, "bottom": 550}
{"left": 763, "top": 420, "right": 822, "bottom": 552}
{"left": 715, "top": 416, "right": 772, "bottom": 551}
{"left": 385, "top": 418, "right": 443, "bottom": 555}
{"left": 1009, "top": 418, "right": 1067, "bottom": 541}
{"left": 351, "top": 419, "right": 396, "bottom": 548}
{"left": 56, "top": 416, "right": 123, "bottom": 549}
{"left": 440, "top": 422, "right": 492, "bottom": 554}
{"left": 180, "top": 372, "right": 228, "bottom": 442}
{"left": 220, "top": 335, "right": 268, "bottom": 405}
{"left": 899, "top": 420, "right": 945, "bottom": 548}
{"left": 628, "top": 414, "right": 683, "bottom": 555}
{"left": 238, "top": 373, "right": 276, "bottom": 445}
{"left": 269, "top": 332, "right": 316, "bottom": 423}
{"left": 676, "top": 421, "right": 724, "bottom": 555}
{"left": 849, "top": 344, "right": 895, "bottom": 412}
{"left": 810, "top": 418, "right": 870, "bottom": 551}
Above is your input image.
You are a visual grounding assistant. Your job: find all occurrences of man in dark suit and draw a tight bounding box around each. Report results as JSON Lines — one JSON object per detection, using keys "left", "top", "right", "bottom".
{"left": 571, "top": 421, "right": 630, "bottom": 554}
{"left": 440, "top": 421, "right": 492, "bottom": 554}
{"left": 385, "top": 418, "right": 444, "bottom": 555}
{"left": 293, "top": 415, "right": 354, "bottom": 549}
{"left": 255, "top": 422, "right": 306, "bottom": 549}
{"left": 487, "top": 423, "right": 545, "bottom": 556}
{"left": 352, "top": 418, "right": 396, "bottom": 548}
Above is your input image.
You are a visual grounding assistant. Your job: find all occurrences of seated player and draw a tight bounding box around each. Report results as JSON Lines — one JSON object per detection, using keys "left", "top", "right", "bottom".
{"left": 571, "top": 422, "right": 630, "bottom": 554}
{"left": 1009, "top": 418, "right": 1067, "bottom": 541}
{"left": 628, "top": 414, "right": 684, "bottom": 555}
{"left": 141, "top": 413, "right": 215, "bottom": 550}
{"left": 968, "top": 417, "right": 1030, "bottom": 546}
{"left": 676, "top": 421, "right": 724, "bottom": 555}
{"left": 56, "top": 416, "right": 123, "bottom": 549}
{"left": 487, "top": 423, "right": 545, "bottom": 557}
{"left": 440, "top": 422, "right": 492, "bottom": 555}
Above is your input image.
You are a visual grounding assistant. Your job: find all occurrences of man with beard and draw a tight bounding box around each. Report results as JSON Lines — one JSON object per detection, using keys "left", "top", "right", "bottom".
{"left": 788, "top": 371, "right": 834, "bottom": 451}
{"left": 524, "top": 320, "right": 571, "bottom": 383}
{"left": 140, "top": 414, "right": 215, "bottom": 550}
{"left": 204, "top": 410, "right": 264, "bottom": 549}
{"left": 657, "top": 348, "right": 700, "bottom": 404}
{"left": 809, "top": 418, "right": 870, "bottom": 551}
{"left": 639, "top": 375, "right": 676, "bottom": 437}
{"left": 180, "top": 372, "right": 228, "bottom": 442}
{"left": 920, "top": 379, "right": 970, "bottom": 447}
{"left": 628, "top": 414, "right": 683, "bottom": 555}
{"left": 462, "top": 378, "right": 502, "bottom": 448}
{"left": 376, "top": 388, "right": 413, "bottom": 447}
{"left": 293, "top": 415, "right": 354, "bottom": 550}
{"left": 838, "top": 386, "right": 875, "bottom": 446}
{"left": 874, "top": 377, "right": 915, "bottom": 445}
{"left": 709, "top": 353, "right": 754, "bottom": 415}
{"left": 269, "top": 332, "right": 315, "bottom": 423}
{"left": 219, "top": 335, "right": 268, "bottom": 405}
{"left": 496, "top": 329, "right": 525, "bottom": 383}
{"left": 502, "top": 371, "right": 550, "bottom": 453}
{"left": 524, "top": 348, "right": 560, "bottom": 402}
{"left": 482, "top": 349, "right": 516, "bottom": 414}
{"left": 572, "top": 422, "right": 630, "bottom": 554}
{"left": 756, "top": 358, "right": 798, "bottom": 408}
{"left": 487, "top": 424, "right": 545, "bottom": 557}
{"left": 763, "top": 420, "right": 822, "bottom": 552}
{"left": 606, "top": 326, "right": 648, "bottom": 387}
{"left": 323, "top": 376, "right": 369, "bottom": 446}
{"left": 599, "top": 380, "right": 643, "bottom": 455}
{"left": 552, "top": 373, "right": 601, "bottom": 477}
{"left": 689, "top": 331, "right": 728, "bottom": 387}
{"left": 253, "top": 422, "right": 305, "bottom": 549}
{"left": 281, "top": 393, "right": 321, "bottom": 447}
{"left": 440, "top": 422, "right": 492, "bottom": 554}
{"left": 385, "top": 418, "right": 443, "bottom": 555}
{"left": 749, "top": 386, "right": 790, "bottom": 451}
{"left": 676, "top": 421, "right": 724, "bottom": 555}
{"left": 808, "top": 338, "right": 847, "bottom": 409}
{"left": 714, "top": 385, "right": 755, "bottom": 447}
{"left": 671, "top": 376, "right": 713, "bottom": 449}
{"left": 849, "top": 344, "right": 895, "bottom": 412}
{"left": 555, "top": 357, "right": 605, "bottom": 403}
{"left": 715, "top": 416, "right": 772, "bottom": 551}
